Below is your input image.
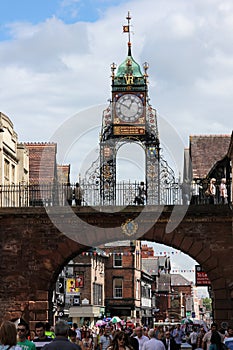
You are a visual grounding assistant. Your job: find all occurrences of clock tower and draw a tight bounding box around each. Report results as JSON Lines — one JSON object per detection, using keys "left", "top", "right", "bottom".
{"left": 99, "top": 12, "right": 160, "bottom": 204}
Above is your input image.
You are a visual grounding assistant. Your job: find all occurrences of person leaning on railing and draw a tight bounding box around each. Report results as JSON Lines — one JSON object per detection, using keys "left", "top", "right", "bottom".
{"left": 74, "top": 183, "right": 83, "bottom": 206}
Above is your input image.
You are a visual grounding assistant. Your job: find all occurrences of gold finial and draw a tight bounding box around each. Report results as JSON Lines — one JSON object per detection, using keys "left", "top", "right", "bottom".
{"left": 143, "top": 62, "right": 149, "bottom": 83}
{"left": 111, "top": 62, "right": 117, "bottom": 79}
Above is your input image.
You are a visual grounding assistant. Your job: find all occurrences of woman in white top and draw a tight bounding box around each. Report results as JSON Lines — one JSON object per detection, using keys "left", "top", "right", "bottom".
{"left": 209, "top": 178, "right": 216, "bottom": 204}
{"left": 219, "top": 178, "right": 228, "bottom": 204}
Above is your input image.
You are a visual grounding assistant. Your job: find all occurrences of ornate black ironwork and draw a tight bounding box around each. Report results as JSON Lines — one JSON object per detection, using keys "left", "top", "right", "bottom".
{"left": 0, "top": 182, "right": 231, "bottom": 207}
{"left": 99, "top": 139, "right": 116, "bottom": 205}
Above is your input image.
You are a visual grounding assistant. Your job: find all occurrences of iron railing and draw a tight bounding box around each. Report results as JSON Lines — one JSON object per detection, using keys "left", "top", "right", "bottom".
{"left": 0, "top": 182, "right": 231, "bottom": 207}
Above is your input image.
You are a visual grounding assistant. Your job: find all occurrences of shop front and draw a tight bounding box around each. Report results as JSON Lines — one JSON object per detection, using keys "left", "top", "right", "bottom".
{"left": 69, "top": 305, "right": 105, "bottom": 327}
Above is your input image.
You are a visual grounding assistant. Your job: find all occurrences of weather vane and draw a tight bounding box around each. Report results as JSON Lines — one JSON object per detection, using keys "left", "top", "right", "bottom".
{"left": 123, "top": 11, "right": 132, "bottom": 46}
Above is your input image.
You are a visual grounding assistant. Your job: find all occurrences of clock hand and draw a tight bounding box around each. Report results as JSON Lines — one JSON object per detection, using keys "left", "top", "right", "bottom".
{"left": 121, "top": 101, "right": 131, "bottom": 109}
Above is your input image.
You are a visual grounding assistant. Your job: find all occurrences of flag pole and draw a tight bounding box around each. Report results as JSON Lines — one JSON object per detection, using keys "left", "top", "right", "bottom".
{"left": 126, "top": 11, "right": 131, "bottom": 44}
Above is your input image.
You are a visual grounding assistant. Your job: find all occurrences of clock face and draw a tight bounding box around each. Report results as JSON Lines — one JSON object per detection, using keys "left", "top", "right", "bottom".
{"left": 115, "top": 94, "right": 143, "bottom": 122}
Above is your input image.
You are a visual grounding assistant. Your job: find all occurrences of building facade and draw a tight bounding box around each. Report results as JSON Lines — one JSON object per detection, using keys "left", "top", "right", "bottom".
{"left": 54, "top": 248, "right": 107, "bottom": 327}
{"left": 103, "top": 240, "right": 141, "bottom": 322}
{"left": 0, "top": 112, "right": 29, "bottom": 206}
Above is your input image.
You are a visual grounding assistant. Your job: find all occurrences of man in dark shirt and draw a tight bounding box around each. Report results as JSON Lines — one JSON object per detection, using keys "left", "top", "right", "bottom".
{"left": 42, "top": 320, "right": 81, "bottom": 350}
{"left": 33, "top": 322, "right": 52, "bottom": 349}
{"left": 162, "top": 331, "right": 176, "bottom": 350}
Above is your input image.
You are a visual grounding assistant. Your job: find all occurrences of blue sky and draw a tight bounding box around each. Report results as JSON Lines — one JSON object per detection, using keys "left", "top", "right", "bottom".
{"left": 0, "top": 0, "right": 127, "bottom": 39}
{"left": 0, "top": 1, "right": 60, "bottom": 26}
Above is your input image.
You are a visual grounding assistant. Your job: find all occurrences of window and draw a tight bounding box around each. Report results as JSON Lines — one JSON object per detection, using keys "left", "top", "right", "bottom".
{"left": 142, "top": 284, "right": 151, "bottom": 298}
{"left": 4, "top": 159, "right": 10, "bottom": 181}
{"left": 93, "top": 283, "right": 103, "bottom": 305}
{"left": 11, "top": 164, "right": 15, "bottom": 184}
{"left": 113, "top": 278, "right": 123, "bottom": 298}
{"left": 113, "top": 253, "right": 122, "bottom": 267}
{"left": 136, "top": 252, "right": 140, "bottom": 269}
{"left": 136, "top": 279, "right": 140, "bottom": 299}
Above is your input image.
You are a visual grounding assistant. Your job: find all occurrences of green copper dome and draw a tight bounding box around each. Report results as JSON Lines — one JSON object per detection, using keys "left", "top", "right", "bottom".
{"left": 112, "top": 43, "right": 146, "bottom": 90}
{"left": 115, "top": 54, "right": 143, "bottom": 78}
{"left": 115, "top": 44, "right": 143, "bottom": 78}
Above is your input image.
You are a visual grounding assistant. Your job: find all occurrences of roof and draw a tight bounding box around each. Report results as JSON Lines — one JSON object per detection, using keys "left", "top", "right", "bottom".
{"left": 104, "top": 240, "right": 132, "bottom": 247}
{"left": 142, "top": 255, "right": 172, "bottom": 276}
{"left": 142, "top": 257, "right": 159, "bottom": 276}
{"left": 0, "top": 112, "right": 15, "bottom": 131}
{"left": 189, "top": 134, "right": 231, "bottom": 179}
{"left": 157, "top": 273, "right": 171, "bottom": 292}
{"left": 227, "top": 131, "right": 233, "bottom": 158}
{"left": 116, "top": 54, "right": 143, "bottom": 78}
{"left": 113, "top": 43, "right": 145, "bottom": 87}
{"left": 88, "top": 247, "right": 109, "bottom": 258}
{"left": 171, "top": 274, "right": 191, "bottom": 286}
{"left": 25, "top": 142, "right": 57, "bottom": 183}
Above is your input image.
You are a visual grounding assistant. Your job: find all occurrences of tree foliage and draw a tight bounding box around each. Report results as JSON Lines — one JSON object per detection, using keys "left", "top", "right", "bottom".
{"left": 202, "top": 297, "right": 212, "bottom": 311}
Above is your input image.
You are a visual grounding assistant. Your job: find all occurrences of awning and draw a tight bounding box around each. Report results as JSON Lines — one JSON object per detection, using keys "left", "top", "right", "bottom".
{"left": 69, "top": 305, "right": 103, "bottom": 318}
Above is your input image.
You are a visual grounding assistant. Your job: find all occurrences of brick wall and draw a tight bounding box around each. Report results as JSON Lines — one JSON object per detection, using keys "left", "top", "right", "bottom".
{"left": 0, "top": 205, "right": 232, "bottom": 326}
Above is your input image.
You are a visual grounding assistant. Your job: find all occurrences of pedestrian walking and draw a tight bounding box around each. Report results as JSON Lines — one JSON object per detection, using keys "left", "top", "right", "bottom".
{"left": 107, "top": 331, "right": 133, "bottom": 350}
{"left": 202, "top": 323, "right": 222, "bottom": 350}
{"left": 33, "top": 322, "right": 52, "bottom": 349}
{"left": 100, "top": 327, "right": 112, "bottom": 350}
{"left": 0, "top": 321, "right": 21, "bottom": 350}
{"left": 41, "top": 320, "right": 81, "bottom": 350}
{"left": 135, "top": 327, "right": 149, "bottom": 350}
{"left": 72, "top": 323, "right": 82, "bottom": 343}
{"left": 17, "top": 322, "right": 36, "bottom": 350}
{"left": 162, "top": 330, "right": 176, "bottom": 350}
{"left": 82, "top": 330, "right": 93, "bottom": 350}
{"left": 172, "top": 324, "right": 184, "bottom": 350}
{"left": 142, "top": 328, "right": 165, "bottom": 350}
{"left": 224, "top": 326, "right": 233, "bottom": 350}
{"left": 189, "top": 328, "right": 198, "bottom": 350}
{"left": 197, "top": 327, "right": 206, "bottom": 349}
{"left": 209, "top": 331, "right": 226, "bottom": 350}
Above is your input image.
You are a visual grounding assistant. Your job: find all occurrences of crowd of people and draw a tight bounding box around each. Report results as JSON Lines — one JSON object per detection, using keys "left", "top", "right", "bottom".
{"left": 182, "top": 177, "right": 229, "bottom": 205}
{"left": 0, "top": 319, "right": 233, "bottom": 350}
{"left": 65, "top": 182, "right": 83, "bottom": 206}
{"left": 64, "top": 177, "right": 229, "bottom": 207}
{"left": 132, "top": 177, "right": 229, "bottom": 206}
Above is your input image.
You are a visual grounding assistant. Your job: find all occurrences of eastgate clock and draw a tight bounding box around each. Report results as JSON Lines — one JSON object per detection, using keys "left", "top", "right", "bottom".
{"left": 115, "top": 94, "right": 143, "bottom": 122}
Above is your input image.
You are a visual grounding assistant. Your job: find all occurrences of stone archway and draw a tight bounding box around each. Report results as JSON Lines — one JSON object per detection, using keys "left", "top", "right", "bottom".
{"left": 0, "top": 205, "right": 232, "bottom": 327}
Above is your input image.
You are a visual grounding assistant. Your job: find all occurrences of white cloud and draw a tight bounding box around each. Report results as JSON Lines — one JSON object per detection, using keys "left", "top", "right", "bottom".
{"left": 169, "top": 13, "right": 195, "bottom": 38}
{"left": 5, "top": 21, "right": 40, "bottom": 39}
{"left": 196, "top": 77, "right": 233, "bottom": 97}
